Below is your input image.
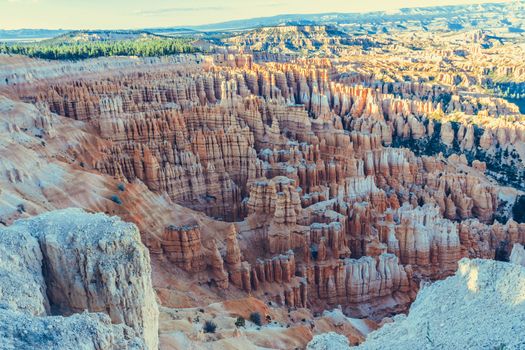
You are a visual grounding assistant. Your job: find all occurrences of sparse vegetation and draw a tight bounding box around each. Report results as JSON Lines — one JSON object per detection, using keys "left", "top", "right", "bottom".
{"left": 234, "top": 316, "right": 245, "bottom": 328}
{"left": 495, "top": 240, "right": 510, "bottom": 262}
{"left": 249, "top": 312, "right": 262, "bottom": 326}
{"left": 110, "top": 195, "right": 123, "bottom": 205}
{"left": 512, "top": 196, "right": 525, "bottom": 223}
{"left": 310, "top": 244, "right": 319, "bottom": 261}
{"left": 16, "top": 204, "right": 25, "bottom": 213}
{"left": 203, "top": 320, "right": 217, "bottom": 333}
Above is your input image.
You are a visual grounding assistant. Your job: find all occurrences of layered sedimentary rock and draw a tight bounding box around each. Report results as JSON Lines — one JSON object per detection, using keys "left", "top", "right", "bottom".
{"left": 458, "top": 219, "right": 525, "bottom": 259}
{"left": 395, "top": 204, "right": 461, "bottom": 278}
{"left": 3, "top": 4, "right": 525, "bottom": 349}
{"left": 1, "top": 38, "right": 524, "bottom": 332}
{"left": 303, "top": 254, "right": 414, "bottom": 318}
{"left": 161, "top": 224, "right": 206, "bottom": 272}
{"left": 0, "top": 209, "right": 159, "bottom": 350}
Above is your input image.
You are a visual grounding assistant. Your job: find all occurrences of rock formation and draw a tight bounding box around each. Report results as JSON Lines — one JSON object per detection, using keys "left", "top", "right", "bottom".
{"left": 354, "top": 259, "right": 525, "bottom": 350}
{"left": 510, "top": 243, "right": 525, "bottom": 266}
{"left": 0, "top": 209, "right": 159, "bottom": 350}
{"left": 1, "top": 12, "right": 525, "bottom": 347}
{"left": 161, "top": 224, "right": 206, "bottom": 272}
{"left": 1, "top": 58, "right": 520, "bottom": 320}
{"left": 307, "top": 332, "right": 351, "bottom": 350}
{"left": 0, "top": 311, "right": 144, "bottom": 350}
{"left": 395, "top": 204, "right": 461, "bottom": 278}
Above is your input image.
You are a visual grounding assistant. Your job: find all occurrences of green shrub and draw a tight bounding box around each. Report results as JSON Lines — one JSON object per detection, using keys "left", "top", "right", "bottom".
{"left": 110, "top": 195, "right": 122, "bottom": 205}
{"left": 249, "top": 312, "right": 262, "bottom": 326}
{"left": 234, "top": 316, "right": 245, "bottom": 328}
{"left": 203, "top": 320, "right": 217, "bottom": 333}
{"left": 16, "top": 204, "right": 25, "bottom": 213}
{"left": 495, "top": 240, "right": 510, "bottom": 262}
{"left": 513, "top": 195, "right": 525, "bottom": 223}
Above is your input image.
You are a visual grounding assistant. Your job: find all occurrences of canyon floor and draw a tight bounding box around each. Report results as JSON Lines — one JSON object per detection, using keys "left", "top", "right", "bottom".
{"left": 1, "top": 2, "right": 525, "bottom": 349}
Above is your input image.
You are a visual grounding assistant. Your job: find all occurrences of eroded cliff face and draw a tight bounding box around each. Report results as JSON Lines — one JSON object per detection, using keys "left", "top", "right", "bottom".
{"left": 0, "top": 49, "right": 524, "bottom": 347}
{"left": 0, "top": 209, "right": 159, "bottom": 350}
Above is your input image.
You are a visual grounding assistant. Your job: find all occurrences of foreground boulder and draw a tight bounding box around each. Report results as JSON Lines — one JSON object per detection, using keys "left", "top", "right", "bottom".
{"left": 0, "top": 209, "right": 159, "bottom": 349}
{"left": 0, "top": 310, "right": 144, "bottom": 350}
{"left": 356, "top": 258, "right": 525, "bottom": 349}
{"left": 307, "top": 332, "right": 351, "bottom": 350}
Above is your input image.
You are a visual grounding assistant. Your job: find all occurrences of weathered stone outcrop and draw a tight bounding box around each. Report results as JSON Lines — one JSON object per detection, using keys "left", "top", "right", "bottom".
{"left": 0, "top": 209, "right": 159, "bottom": 350}
{"left": 395, "top": 204, "right": 461, "bottom": 278}
{"left": 356, "top": 259, "right": 525, "bottom": 350}
{"left": 0, "top": 310, "right": 145, "bottom": 350}
{"left": 208, "top": 239, "right": 229, "bottom": 289}
{"left": 302, "top": 254, "right": 414, "bottom": 318}
{"left": 458, "top": 219, "right": 525, "bottom": 259}
{"left": 510, "top": 243, "right": 525, "bottom": 266}
{"left": 161, "top": 224, "right": 206, "bottom": 272}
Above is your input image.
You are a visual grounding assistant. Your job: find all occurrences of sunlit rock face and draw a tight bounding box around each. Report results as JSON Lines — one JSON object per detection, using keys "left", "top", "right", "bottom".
{"left": 353, "top": 258, "right": 525, "bottom": 350}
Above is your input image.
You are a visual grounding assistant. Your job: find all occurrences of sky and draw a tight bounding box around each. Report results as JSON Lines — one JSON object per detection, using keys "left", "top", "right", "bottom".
{"left": 0, "top": 0, "right": 511, "bottom": 30}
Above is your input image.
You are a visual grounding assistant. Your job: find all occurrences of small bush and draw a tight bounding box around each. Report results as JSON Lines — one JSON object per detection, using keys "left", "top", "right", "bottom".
{"left": 235, "top": 316, "right": 245, "bottom": 328}
{"left": 16, "top": 204, "right": 25, "bottom": 213}
{"left": 203, "top": 320, "right": 217, "bottom": 333}
{"left": 250, "top": 312, "right": 262, "bottom": 326}
{"left": 110, "top": 195, "right": 122, "bottom": 205}
{"left": 513, "top": 195, "right": 525, "bottom": 223}
{"left": 311, "top": 244, "right": 318, "bottom": 260}
{"left": 495, "top": 240, "right": 510, "bottom": 262}
{"left": 117, "top": 183, "right": 126, "bottom": 192}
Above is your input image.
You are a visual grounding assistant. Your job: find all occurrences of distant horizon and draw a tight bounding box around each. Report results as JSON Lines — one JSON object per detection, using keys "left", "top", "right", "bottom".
{"left": 0, "top": 0, "right": 511, "bottom": 31}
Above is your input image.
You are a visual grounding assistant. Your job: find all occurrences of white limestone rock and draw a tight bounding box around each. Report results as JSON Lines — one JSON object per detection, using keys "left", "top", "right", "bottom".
{"left": 307, "top": 332, "right": 351, "bottom": 350}
{"left": 357, "top": 258, "right": 525, "bottom": 350}
{"left": 0, "top": 309, "right": 144, "bottom": 350}
{"left": 510, "top": 243, "right": 525, "bottom": 267}
{"left": 0, "top": 224, "right": 48, "bottom": 316}
{"left": 0, "top": 209, "right": 159, "bottom": 350}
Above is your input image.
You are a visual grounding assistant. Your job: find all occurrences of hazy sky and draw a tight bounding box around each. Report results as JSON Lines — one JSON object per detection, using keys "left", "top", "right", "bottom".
{"left": 0, "top": 0, "right": 510, "bottom": 30}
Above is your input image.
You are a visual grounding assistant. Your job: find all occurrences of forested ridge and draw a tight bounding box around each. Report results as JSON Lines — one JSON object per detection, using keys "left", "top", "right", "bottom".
{"left": 0, "top": 36, "right": 198, "bottom": 60}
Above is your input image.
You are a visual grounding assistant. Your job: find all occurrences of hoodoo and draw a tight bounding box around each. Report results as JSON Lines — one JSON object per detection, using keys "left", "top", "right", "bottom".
{"left": 1, "top": 1, "right": 525, "bottom": 348}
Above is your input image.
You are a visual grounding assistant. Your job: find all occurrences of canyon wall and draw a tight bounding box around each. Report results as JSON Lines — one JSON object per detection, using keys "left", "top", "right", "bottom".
{"left": 0, "top": 50, "right": 523, "bottom": 323}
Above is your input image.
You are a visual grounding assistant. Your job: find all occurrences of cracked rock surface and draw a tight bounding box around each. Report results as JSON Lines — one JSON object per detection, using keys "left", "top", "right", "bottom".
{"left": 0, "top": 208, "right": 159, "bottom": 350}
